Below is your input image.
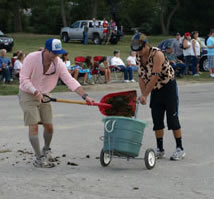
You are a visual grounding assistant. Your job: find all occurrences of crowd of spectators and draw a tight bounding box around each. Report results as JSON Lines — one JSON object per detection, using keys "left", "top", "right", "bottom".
{"left": 165, "top": 29, "right": 214, "bottom": 78}
{"left": 0, "top": 47, "right": 139, "bottom": 85}
{"left": 0, "top": 49, "right": 25, "bottom": 84}
{"left": 60, "top": 50, "right": 138, "bottom": 85}
{"left": 1, "top": 28, "right": 214, "bottom": 85}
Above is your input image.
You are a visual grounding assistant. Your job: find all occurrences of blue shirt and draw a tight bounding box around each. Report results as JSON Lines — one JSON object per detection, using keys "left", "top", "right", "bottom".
{"left": 0, "top": 56, "right": 11, "bottom": 69}
{"left": 207, "top": 37, "right": 214, "bottom": 56}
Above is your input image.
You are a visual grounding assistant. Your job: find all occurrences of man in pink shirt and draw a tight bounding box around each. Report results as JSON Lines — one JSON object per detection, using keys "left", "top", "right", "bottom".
{"left": 19, "top": 38, "right": 94, "bottom": 168}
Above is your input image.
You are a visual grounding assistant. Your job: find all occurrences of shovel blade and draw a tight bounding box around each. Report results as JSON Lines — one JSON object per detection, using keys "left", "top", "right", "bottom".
{"left": 99, "top": 90, "right": 137, "bottom": 116}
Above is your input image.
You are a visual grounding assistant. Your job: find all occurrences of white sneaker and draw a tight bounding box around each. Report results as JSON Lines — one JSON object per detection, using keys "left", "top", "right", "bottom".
{"left": 130, "top": 79, "right": 136, "bottom": 82}
{"left": 155, "top": 148, "right": 166, "bottom": 159}
{"left": 33, "top": 156, "right": 55, "bottom": 168}
{"left": 124, "top": 80, "right": 130, "bottom": 83}
{"left": 42, "top": 147, "right": 56, "bottom": 162}
{"left": 211, "top": 74, "right": 214, "bottom": 77}
{"left": 193, "top": 73, "right": 200, "bottom": 77}
{"left": 170, "top": 148, "right": 185, "bottom": 161}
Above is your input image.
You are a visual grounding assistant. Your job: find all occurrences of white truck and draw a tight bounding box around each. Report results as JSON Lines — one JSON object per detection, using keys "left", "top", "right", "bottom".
{"left": 60, "top": 20, "right": 121, "bottom": 45}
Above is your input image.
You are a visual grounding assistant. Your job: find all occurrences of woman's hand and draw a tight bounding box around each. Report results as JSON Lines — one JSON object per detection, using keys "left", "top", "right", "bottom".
{"left": 85, "top": 96, "right": 95, "bottom": 104}
{"left": 139, "top": 95, "right": 147, "bottom": 105}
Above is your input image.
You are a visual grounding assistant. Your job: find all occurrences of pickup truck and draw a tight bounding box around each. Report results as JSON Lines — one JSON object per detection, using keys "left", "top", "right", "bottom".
{"left": 60, "top": 20, "right": 105, "bottom": 45}
{"left": 60, "top": 20, "right": 122, "bottom": 45}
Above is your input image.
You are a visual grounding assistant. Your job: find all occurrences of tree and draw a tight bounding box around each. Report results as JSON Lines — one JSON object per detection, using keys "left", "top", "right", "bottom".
{"left": 158, "top": 0, "right": 180, "bottom": 35}
{"left": 60, "top": 0, "right": 67, "bottom": 27}
{"left": 13, "top": 0, "right": 22, "bottom": 32}
{"left": 91, "top": 0, "right": 98, "bottom": 18}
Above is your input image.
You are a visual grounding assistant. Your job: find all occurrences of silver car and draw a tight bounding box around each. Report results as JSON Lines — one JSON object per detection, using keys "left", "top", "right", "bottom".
{"left": 60, "top": 20, "right": 105, "bottom": 45}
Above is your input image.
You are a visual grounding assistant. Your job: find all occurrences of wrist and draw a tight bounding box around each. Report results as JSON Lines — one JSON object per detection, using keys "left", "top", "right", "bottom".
{"left": 82, "top": 93, "right": 88, "bottom": 100}
{"left": 34, "top": 90, "right": 40, "bottom": 96}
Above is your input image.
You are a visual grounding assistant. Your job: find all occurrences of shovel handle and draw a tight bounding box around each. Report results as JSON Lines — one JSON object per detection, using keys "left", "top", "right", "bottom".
{"left": 42, "top": 94, "right": 112, "bottom": 108}
{"left": 42, "top": 94, "right": 87, "bottom": 104}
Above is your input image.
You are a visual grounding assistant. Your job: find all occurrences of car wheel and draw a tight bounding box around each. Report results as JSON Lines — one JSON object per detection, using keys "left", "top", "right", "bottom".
{"left": 93, "top": 35, "right": 101, "bottom": 45}
{"left": 199, "top": 56, "right": 209, "bottom": 72}
{"left": 62, "top": 33, "right": 69, "bottom": 43}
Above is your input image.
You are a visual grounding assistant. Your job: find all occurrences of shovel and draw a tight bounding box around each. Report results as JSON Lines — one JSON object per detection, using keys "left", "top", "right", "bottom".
{"left": 42, "top": 90, "right": 137, "bottom": 116}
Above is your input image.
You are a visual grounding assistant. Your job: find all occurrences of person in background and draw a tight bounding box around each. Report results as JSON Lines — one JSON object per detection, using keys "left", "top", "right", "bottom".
{"left": 165, "top": 46, "right": 186, "bottom": 77}
{"left": 92, "top": 18, "right": 98, "bottom": 27}
{"left": 81, "top": 56, "right": 94, "bottom": 85}
{"left": 131, "top": 32, "right": 185, "bottom": 161}
{"left": 111, "top": 50, "right": 135, "bottom": 83}
{"left": 18, "top": 38, "right": 94, "bottom": 168}
{"left": 172, "top": 32, "right": 184, "bottom": 61}
{"left": 182, "top": 32, "right": 193, "bottom": 75}
{"left": 102, "top": 18, "right": 108, "bottom": 44}
{"left": 83, "top": 22, "right": 89, "bottom": 45}
{"left": 191, "top": 31, "right": 201, "bottom": 76}
{"left": 14, "top": 52, "right": 25, "bottom": 78}
{"left": 106, "top": 19, "right": 117, "bottom": 45}
{"left": 61, "top": 53, "right": 79, "bottom": 80}
{"left": 126, "top": 51, "right": 139, "bottom": 72}
{"left": 99, "top": 56, "right": 111, "bottom": 83}
{"left": 206, "top": 29, "right": 214, "bottom": 77}
{"left": 11, "top": 50, "right": 23, "bottom": 68}
{"left": 0, "top": 49, "right": 12, "bottom": 83}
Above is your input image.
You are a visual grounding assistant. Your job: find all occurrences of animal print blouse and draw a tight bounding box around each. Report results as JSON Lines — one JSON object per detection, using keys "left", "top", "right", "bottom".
{"left": 138, "top": 47, "right": 175, "bottom": 90}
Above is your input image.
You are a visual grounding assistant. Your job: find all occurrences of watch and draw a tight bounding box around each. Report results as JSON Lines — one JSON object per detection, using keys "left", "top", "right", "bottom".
{"left": 82, "top": 93, "right": 88, "bottom": 100}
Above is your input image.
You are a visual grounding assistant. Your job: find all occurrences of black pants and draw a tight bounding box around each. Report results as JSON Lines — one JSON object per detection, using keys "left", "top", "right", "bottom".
{"left": 150, "top": 79, "right": 181, "bottom": 131}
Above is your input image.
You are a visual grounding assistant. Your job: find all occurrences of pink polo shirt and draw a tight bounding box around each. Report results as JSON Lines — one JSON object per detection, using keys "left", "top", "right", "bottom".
{"left": 19, "top": 51, "right": 80, "bottom": 94}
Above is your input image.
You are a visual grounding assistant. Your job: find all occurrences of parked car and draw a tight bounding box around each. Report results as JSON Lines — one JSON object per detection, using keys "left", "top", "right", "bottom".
{"left": 60, "top": 20, "right": 122, "bottom": 45}
{"left": 0, "top": 30, "right": 14, "bottom": 52}
{"left": 157, "top": 38, "right": 209, "bottom": 72}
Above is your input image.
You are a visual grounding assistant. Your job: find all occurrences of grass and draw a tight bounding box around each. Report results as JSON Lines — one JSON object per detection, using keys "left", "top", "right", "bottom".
{"left": 8, "top": 33, "right": 169, "bottom": 61}
{"left": 0, "top": 33, "right": 213, "bottom": 96}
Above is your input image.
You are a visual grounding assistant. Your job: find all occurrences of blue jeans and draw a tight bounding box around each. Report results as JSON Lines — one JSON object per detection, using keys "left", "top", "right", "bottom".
{"left": 127, "top": 65, "right": 138, "bottom": 72}
{"left": 117, "top": 65, "right": 133, "bottom": 80}
{"left": 83, "top": 32, "right": 88, "bottom": 45}
{"left": 0, "top": 68, "right": 11, "bottom": 83}
{"left": 191, "top": 56, "right": 198, "bottom": 75}
{"left": 170, "top": 62, "right": 186, "bottom": 76}
{"left": 184, "top": 56, "right": 192, "bottom": 75}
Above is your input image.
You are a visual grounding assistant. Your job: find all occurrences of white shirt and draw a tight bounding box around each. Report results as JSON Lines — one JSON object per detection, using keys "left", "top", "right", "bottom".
{"left": 111, "top": 56, "right": 125, "bottom": 66}
{"left": 64, "top": 60, "right": 71, "bottom": 67}
{"left": 126, "top": 56, "right": 136, "bottom": 65}
{"left": 191, "top": 39, "right": 200, "bottom": 56}
{"left": 14, "top": 60, "right": 23, "bottom": 73}
{"left": 183, "top": 40, "right": 193, "bottom": 56}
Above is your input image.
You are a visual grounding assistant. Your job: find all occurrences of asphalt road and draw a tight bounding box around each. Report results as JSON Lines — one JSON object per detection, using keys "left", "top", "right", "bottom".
{"left": 0, "top": 82, "right": 213, "bottom": 199}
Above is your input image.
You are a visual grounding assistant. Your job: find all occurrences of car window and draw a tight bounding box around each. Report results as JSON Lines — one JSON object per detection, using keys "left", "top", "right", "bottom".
{"left": 80, "top": 22, "right": 87, "bottom": 28}
{"left": 0, "top": 31, "right": 3, "bottom": 36}
{"left": 89, "top": 22, "right": 93, "bottom": 28}
{"left": 70, "top": 21, "right": 80, "bottom": 28}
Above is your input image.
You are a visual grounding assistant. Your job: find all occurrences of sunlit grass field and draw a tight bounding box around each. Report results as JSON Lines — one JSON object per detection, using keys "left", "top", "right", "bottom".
{"left": 0, "top": 33, "right": 212, "bottom": 95}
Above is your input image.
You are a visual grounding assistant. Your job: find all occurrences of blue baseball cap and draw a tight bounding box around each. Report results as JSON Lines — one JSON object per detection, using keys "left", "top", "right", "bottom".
{"left": 131, "top": 32, "right": 148, "bottom": 51}
{"left": 45, "top": 39, "right": 67, "bottom": 54}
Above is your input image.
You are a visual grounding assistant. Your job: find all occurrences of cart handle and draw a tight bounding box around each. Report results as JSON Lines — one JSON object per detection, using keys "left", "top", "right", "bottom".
{"left": 104, "top": 120, "right": 116, "bottom": 133}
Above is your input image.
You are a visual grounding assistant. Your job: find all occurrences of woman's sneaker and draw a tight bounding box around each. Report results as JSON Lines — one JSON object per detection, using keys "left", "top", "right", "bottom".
{"left": 155, "top": 148, "right": 166, "bottom": 159}
{"left": 170, "top": 148, "right": 186, "bottom": 161}
{"left": 42, "top": 147, "right": 56, "bottom": 162}
{"left": 33, "top": 156, "right": 55, "bottom": 168}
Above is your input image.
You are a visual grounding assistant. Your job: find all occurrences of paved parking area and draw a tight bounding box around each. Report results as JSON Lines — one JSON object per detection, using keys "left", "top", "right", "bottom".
{"left": 0, "top": 82, "right": 213, "bottom": 199}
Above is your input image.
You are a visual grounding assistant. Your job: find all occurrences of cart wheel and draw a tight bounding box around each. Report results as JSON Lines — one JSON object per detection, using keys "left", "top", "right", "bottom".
{"left": 100, "top": 149, "right": 111, "bottom": 167}
{"left": 144, "top": 148, "right": 156, "bottom": 170}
